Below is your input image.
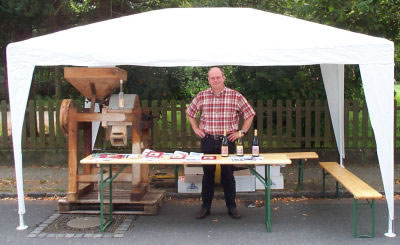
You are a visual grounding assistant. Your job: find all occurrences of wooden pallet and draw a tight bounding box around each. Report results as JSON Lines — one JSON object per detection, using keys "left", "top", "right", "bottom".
{"left": 58, "top": 190, "right": 165, "bottom": 215}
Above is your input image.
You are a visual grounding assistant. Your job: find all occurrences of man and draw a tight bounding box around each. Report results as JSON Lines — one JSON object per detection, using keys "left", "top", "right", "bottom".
{"left": 186, "top": 67, "right": 255, "bottom": 219}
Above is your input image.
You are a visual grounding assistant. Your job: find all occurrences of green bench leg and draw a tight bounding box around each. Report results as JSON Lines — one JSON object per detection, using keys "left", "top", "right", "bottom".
{"left": 297, "top": 159, "right": 305, "bottom": 190}
{"left": 322, "top": 169, "right": 328, "bottom": 198}
{"left": 336, "top": 181, "right": 339, "bottom": 198}
{"left": 353, "top": 199, "right": 357, "bottom": 237}
{"left": 321, "top": 169, "right": 339, "bottom": 198}
{"left": 353, "top": 199, "right": 376, "bottom": 238}
{"left": 174, "top": 164, "right": 179, "bottom": 193}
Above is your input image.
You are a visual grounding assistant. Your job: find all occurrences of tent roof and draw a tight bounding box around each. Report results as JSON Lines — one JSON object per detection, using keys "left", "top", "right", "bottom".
{"left": 5, "top": 7, "right": 396, "bottom": 235}
{"left": 7, "top": 7, "right": 393, "bottom": 67}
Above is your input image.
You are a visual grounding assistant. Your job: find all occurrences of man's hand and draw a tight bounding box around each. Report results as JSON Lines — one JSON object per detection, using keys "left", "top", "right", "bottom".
{"left": 227, "top": 131, "right": 240, "bottom": 142}
{"left": 193, "top": 127, "right": 205, "bottom": 138}
{"left": 188, "top": 116, "right": 205, "bottom": 138}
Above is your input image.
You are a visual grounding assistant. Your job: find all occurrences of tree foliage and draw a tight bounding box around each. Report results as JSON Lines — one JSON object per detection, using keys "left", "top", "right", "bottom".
{"left": 0, "top": 0, "right": 399, "bottom": 101}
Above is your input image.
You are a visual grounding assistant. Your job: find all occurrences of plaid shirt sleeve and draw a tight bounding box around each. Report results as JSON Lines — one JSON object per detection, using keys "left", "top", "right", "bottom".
{"left": 186, "top": 93, "right": 201, "bottom": 118}
{"left": 237, "top": 93, "right": 256, "bottom": 120}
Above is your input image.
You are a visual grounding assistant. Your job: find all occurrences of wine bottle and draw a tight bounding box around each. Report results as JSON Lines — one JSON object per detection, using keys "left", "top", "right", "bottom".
{"left": 252, "top": 129, "right": 259, "bottom": 157}
{"left": 236, "top": 130, "right": 244, "bottom": 156}
{"left": 221, "top": 130, "right": 229, "bottom": 157}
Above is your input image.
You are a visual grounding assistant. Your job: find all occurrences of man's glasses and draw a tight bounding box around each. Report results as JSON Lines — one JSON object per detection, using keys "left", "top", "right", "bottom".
{"left": 209, "top": 76, "right": 223, "bottom": 81}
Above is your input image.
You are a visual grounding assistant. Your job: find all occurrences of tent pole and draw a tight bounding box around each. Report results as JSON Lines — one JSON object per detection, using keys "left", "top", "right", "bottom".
{"left": 384, "top": 218, "right": 396, "bottom": 237}
{"left": 17, "top": 213, "right": 27, "bottom": 230}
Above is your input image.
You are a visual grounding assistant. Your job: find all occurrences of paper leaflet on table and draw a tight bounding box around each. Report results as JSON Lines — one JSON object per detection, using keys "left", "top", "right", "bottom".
{"left": 91, "top": 153, "right": 139, "bottom": 160}
{"left": 186, "top": 152, "right": 204, "bottom": 161}
{"left": 141, "top": 148, "right": 164, "bottom": 161}
{"left": 170, "top": 151, "right": 188, "bottom": 160}
{"left": 229, "top": 156, "right": 264, "bottom": 162}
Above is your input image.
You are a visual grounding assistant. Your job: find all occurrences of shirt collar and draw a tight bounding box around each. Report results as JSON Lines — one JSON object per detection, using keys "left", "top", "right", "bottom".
{"left": 208, "top": 86, "right": 227, "bottom": 96}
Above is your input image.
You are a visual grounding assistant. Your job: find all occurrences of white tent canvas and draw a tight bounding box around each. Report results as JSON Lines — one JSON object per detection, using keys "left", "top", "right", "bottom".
{"left": 6, "top": 8, "right": 395, "bottom": 236}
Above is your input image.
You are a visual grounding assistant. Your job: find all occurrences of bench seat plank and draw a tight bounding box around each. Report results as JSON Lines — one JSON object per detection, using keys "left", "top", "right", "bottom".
{"left": 320, "top": 162, "right": 382, "bottom": 199}
{"left": 286, "top": 152, "right": 319, "bottom": 160}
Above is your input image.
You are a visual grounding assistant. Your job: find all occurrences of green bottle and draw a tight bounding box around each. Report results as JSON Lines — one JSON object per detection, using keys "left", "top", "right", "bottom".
{"left": 221, "top": 130, "right": 229, "bottom": 157}
{"left": 236, "top": 131, "right": 244, "bottom": 156}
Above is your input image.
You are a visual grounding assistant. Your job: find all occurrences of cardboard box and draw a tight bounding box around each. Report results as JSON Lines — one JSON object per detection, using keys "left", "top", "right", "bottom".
{"left": 184, "top": 165, "right": 203, "bottom": 175}
{"left": 233, "top": 169, "right": 251, "bottom": 176}
{"left": 255, "top": 165, "right": 281, "bottom": 177}
{"left": 178, "top": 175, "right": 202, "bottom": 193}
{"left": 235, "top": 175, "right": 255, "bottom": 192}
{"left": 256, "top": 173, "right": 284, "bottom": 190}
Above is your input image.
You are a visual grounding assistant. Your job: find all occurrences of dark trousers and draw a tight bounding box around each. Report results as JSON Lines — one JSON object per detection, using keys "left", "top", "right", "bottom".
{"left": 201, "top": 135, "right": 236, "bottom": 210}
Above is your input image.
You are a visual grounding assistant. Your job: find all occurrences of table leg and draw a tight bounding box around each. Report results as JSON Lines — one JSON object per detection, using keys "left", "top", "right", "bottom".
{"left": 265, "top": 165, "right": 271, "bottom": 232}
{"left": 100, "top": 165, "right": 105, "bottom": 232}
{"left": 108, "top": 165, "right": 113, "bottom": 225}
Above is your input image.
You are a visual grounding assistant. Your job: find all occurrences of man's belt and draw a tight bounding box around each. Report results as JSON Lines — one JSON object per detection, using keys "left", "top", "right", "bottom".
{"left": 204, "top": 134, "right": 223, "bottom": 140}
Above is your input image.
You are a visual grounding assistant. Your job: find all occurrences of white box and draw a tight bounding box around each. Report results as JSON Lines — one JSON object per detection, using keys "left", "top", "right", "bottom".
{"left": 256, "top": 173, "right": 284, "bottom": 190}
{"left": 255, "top": 165, "right": 281, "bottom": 177}
{"left": 178, "top": 175, "right": 202, "bottom": 193}
{"left": 235, "top": 175, "right": 255, "bottom": 192}
{"left": 184, "top": 165, "right": 203, "bottom": 175}
{"left": 184, "top": 174, "right": 203, "bottom": 183}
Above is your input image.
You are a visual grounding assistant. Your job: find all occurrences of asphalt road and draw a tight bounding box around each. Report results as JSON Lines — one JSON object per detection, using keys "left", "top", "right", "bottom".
{"left": 0, "top": 198, "right": 399, "bottom": 245}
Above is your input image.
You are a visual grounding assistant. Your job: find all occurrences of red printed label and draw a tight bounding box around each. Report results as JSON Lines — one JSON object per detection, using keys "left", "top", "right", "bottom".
{"left": 252, "top": 146, "right": 259, "bottom": 156}
{"left": 221, "top": 146, "right": 229, "bottom": 156}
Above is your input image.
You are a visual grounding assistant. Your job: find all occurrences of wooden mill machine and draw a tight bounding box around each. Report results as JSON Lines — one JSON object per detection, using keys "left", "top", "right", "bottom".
{"left": 58, "top": 67, "right": 162, "bottom": 213}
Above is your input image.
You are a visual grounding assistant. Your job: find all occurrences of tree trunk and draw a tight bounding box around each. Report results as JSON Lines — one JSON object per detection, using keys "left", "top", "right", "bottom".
{"left": 97, "top": 0, "right": 112, "bottom": 20}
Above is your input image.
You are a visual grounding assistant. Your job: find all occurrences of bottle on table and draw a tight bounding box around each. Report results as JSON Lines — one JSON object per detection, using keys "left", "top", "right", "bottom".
{"left": 236, "top": 130, "right": 244, "bottom": 156}
{"left": 221, "top": 130, "right": 229, "bottom": 157}
{"left": 252, "top": 129, "right": 259, "bottom": 157}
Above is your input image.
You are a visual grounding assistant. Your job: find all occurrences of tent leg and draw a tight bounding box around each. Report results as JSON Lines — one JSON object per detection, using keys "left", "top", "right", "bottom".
{"left": 384, "top": 218, "right": 396, "bottom": 237}
{"left": 17, "top": 213, "right": 28, "bottom": 230}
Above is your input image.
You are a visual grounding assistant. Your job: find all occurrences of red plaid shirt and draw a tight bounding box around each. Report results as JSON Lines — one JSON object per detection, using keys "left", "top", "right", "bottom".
{"left": 186, "top": 87, "right": 255, "bottom": 135}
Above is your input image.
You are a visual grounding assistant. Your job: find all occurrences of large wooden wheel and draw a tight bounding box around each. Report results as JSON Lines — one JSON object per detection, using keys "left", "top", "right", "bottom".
{"left": 60, "top": 99, "right": 77, "bottom": 135}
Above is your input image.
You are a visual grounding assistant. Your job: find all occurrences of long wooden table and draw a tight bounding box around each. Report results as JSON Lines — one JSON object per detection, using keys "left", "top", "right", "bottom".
{"left": 80, "top": 153, "right": 291, "bottom": 232}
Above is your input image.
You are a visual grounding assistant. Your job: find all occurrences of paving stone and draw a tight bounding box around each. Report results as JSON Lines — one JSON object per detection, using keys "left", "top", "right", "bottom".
{"left": 113, "top": 233, "right": 124, "bottom": 238}
{"left": 84, "top": 233, "right": 94, "bottom": 238}
{"left": 93, "top": 233, "right": 103, "bottom": 238}
{"left": 103, "top": 233, "right": 113, "bottom": 238}
{"left": 65, "top": 233, "right": 75, "bottom": 238}
{"left": 74, "top": 234, "right": 84, "bottom": 238}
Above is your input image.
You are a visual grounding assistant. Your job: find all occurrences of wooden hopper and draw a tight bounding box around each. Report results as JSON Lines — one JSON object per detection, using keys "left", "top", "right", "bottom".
{"left": 64, "top": 67, "right": 127, "bottom": 102}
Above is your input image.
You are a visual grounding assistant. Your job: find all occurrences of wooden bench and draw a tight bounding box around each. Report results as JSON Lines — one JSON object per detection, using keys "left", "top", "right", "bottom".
{"left": 320, "top": 162, "right": 382, "bottom": 238}
{"left": 286, "top": 152, "right": 319, "bottom": 190}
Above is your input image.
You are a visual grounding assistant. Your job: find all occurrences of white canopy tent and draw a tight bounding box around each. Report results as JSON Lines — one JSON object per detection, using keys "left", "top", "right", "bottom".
{"left": 6, "top": 8, "right": 395, "bottom": 236}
